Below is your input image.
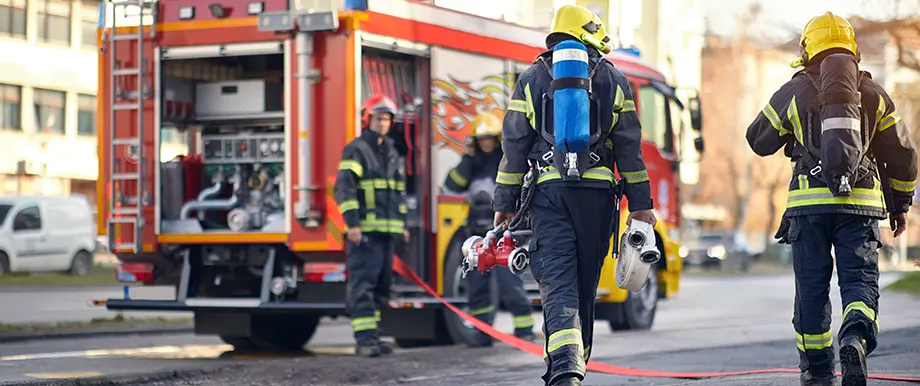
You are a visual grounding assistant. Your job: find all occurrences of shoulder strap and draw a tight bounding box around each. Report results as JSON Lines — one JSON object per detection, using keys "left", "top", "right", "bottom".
{"left": 352, "top": 138, "right": 382, "bottom": 175}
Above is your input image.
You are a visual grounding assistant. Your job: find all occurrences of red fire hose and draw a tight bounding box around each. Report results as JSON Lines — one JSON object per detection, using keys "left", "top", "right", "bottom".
{"left": 391, "top": 257, "right": 920, "bottom": 382}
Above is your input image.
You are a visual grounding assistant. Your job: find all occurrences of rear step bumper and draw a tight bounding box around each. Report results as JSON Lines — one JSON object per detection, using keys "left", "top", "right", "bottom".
{"left": 105, "top": 296, "right": 468, "bottom": 314}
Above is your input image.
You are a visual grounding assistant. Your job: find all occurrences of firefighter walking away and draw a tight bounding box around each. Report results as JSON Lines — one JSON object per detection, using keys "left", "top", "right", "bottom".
{"left": 746, "top": 12, "right": 918, "bottom": 386}
{"left": 493, "top": 5, "right": 656, "bottom": 385}
{"left": 442, "top": 112, "right": 536, "bottom": 347}
{"left": 334, "top": 94, "right": 410, "bottom": 358}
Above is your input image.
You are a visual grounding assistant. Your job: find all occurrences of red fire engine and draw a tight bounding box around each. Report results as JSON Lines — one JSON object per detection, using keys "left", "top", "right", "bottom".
{"left": 96, "top": 0, "right": 704, "bottom": 350}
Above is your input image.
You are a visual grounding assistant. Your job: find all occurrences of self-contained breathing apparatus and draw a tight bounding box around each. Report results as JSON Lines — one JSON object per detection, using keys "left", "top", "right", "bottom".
{"left": 459, "top": 40, "right": 659, "bottom": 290}
{"left": 797, "top": 53, "right": 877, "bottom": 197}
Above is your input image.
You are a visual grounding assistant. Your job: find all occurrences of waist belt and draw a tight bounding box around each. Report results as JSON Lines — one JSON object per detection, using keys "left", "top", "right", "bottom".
{"left": 536, "top": 165, "right": 616, "bottom": 184}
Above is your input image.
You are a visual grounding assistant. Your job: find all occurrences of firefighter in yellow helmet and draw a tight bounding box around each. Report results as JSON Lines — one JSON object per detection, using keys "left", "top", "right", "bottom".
{"left": 494, "top": 5, "right": 655, "bottom": 386}
{"left": 747, "top": 12, "right": 917, "bottom": 386}
{"left": 443, "top": 112, "right": 537, "bottom": 347}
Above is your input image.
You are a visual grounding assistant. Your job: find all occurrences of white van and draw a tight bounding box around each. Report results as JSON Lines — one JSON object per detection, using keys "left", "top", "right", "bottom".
{"left": 0, "top": 195, "right": 96, "bottom": 276}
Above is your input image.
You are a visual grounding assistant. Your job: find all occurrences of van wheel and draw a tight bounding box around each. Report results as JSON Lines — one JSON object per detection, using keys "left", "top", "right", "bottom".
{"left": 0, "top": 252, "right": 9, "bottom": 276}
{"left": 70, "top": 251, "right": 93, "bottom": 276}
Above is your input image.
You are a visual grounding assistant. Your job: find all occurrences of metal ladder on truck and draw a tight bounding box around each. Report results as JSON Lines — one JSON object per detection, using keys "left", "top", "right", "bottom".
{"left": 106, "top": 0, "right": 157, "bottom": 254}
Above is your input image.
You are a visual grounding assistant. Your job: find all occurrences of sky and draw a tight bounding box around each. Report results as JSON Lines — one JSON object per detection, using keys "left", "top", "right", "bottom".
{"left": 700, "top": 0, "right": 920, "bottom": 42}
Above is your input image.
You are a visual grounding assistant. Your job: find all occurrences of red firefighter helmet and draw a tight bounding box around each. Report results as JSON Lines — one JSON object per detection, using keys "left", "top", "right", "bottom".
{"left": 360, "top": 94, "right": 398, "bottom": 128}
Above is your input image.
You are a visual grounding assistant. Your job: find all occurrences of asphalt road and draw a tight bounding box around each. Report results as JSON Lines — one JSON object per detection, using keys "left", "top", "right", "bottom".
{"left": 0, "top": 286, "right": 187, "bottom": 324}
{"left": 0, "top": 273, "right": 918, "bottom": 385}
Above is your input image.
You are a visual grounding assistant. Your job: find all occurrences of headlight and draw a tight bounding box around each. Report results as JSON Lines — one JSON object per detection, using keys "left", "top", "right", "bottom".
{"left": 678, "top": 246, "right": 689, "bottom": 258}
{"left": 708, "top": 245, "right": 726, "bottom": 259}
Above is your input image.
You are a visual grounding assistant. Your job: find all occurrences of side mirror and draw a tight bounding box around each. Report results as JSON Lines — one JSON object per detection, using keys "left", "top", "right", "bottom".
{"left": 688, "top": 93, "right": 702, "bottom": 132}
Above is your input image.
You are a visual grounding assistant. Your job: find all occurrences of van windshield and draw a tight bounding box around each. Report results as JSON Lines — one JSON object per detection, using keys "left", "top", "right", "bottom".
{"left": 0, "top": 205, "right": 10, "bottom": 226}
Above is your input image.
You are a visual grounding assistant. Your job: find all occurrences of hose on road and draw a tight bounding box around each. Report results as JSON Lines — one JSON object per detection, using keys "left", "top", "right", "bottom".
{"left": 392, "top": 257, "right": 920, "bottom": 382}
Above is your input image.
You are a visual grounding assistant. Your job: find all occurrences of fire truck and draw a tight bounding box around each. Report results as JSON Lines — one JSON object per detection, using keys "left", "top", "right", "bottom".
{"left": 96, "top": 0, "right": 704, "bottom": 350}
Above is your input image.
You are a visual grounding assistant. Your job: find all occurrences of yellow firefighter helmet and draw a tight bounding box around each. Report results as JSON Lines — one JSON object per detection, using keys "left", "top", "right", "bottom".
{"left": 466, "top": 113, "right": 502, "bottom": 154}
{"left": 549, "top": 5, "right": 612, "bottom": 54}
{"left": 792, "top": 11, "right": 859, "bottom": 67}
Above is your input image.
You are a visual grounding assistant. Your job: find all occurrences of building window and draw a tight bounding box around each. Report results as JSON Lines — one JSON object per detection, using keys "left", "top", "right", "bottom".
{"left": 34, "top": 88, "right": 66, "bottom": 135}
{"left": 0, "top": 84, "right": 21, "bottom": 130}
{"left": 78, "top": 94, "right": 96, "bottom": 136}
{"left": 37, "top": 0, "right": 72, "bottom": 44}
{"left": 0, "top": 0, "right": 26, "bottom": 37}
{"left": 81, "top": 4, "right": 97, "bottom": 47}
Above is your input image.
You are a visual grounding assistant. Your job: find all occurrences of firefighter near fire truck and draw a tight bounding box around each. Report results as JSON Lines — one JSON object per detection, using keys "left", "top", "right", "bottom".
{"left": 488, "top": 5, "right": 657, "bottom": 386}
{"left": 442, "top": 112, "right": 536, "bottom": 347}
{"left": 334, "top": 94, "right": 411, "bottom": 358}
{"left": 746, "top": 12, "right": 919, "bottom": 386}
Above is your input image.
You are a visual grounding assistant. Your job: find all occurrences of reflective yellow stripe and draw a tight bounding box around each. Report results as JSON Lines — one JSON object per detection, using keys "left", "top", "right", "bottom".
{"left": 360, "top": 179, "right": 399, "bottom": 190}
{"left": 795, "top": 330, "right": 833, "bottom": 351}
{"left": 351, "top": 316, "right": 377, "bottom": 332}
{"left": 621, "top": 169, "right": 649, "bottom": 184}
{"left": 786, "top": 187, "right": 884, "bottom": 209}
{"left": 375, "top": 310, "right": 381, "bottom": 322}
{"left": 613, "top": 85, "right": 625, "bottom": 110}
{"left": 788, "top": 96, "right": 805, "bottom": 146}
{"left": 469, "top": 306, "right": 494, "bottom": 316}
{"left": 877, "top": 95, "right": 886, "bottom": 119}
{"left": 497, "top": 171, "right": 525, "bottom": 185}
{"left": 398, "top": 203, "right": 408, "bottom": 214}
{"left": 797, "top": 175, "right": 809, "bottom": 190}
{"left": 449, "top": 169, "right": 468, "bottom": 188}
{"left": 889, "top": 177, "right": 915, "bottom": 193}
{"left": 621, "top": 99, "right": 636, "bottom": 112}
{"left": 359, "top": 216, "right": 405, "bottom": 233}
{"left": 844, "top": 301, "right": 880, "bottom": 332}
{"left": 339, "top": 199, "right": 359, "bottom": 212}
{"left": 584, "top": 345, "right": 591, "bottom": 361}
{"left": 508, "top": 99, "right": 528, "bottom": 113}
{"left": 605, "top": 138, "right": 613, "bottom": 149}
{"left": 545, "top": 328, "right": 583, "bottom": 356}
{"left": 523, "top": 83, "right": 537, "bottom": 130}
{"left": 763, "top": 103, "right": 791, "bottom": 136}
{"left": 878, "top": 113, "right": 901, "bottom": 132}
{"left": 513, "top": 314, "right": 535, "bottom": 328}
{"left": 338, "top": 159, "right": 364, "bottom": 177}
{"left": 536, "top": 165, "right": 616, "bottom": 184}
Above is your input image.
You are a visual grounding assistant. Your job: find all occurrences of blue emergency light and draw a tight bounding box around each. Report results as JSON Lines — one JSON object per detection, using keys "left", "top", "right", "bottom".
{"left": 614, "top": 46, "right": 641, "bottom": 57}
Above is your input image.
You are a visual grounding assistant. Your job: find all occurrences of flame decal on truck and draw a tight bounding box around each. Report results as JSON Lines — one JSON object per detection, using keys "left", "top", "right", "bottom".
{"left": 431, "top": 74, "right": 515, "bottom": 155}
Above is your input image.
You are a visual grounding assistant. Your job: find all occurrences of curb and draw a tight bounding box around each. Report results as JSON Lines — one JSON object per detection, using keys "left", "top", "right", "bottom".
{"left": 0, "top": 364, "right": 241, "bottom": 386}
{"left": 0, "top": 325, "right": 193, "bottom": 344}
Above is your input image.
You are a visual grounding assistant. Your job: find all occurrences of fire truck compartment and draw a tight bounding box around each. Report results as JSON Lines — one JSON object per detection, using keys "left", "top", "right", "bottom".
{"left": 158, "top": 52, "right": 289, "bottom": 235}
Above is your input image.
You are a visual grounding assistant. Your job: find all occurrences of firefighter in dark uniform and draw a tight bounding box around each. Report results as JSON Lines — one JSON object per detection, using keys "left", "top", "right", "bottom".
{"left": 492, "top": 5, "right": 656, "bottom": 386}
{"left": 443, "top": 112, "right": 536, "bottom": 347}
{"left": 334, "top": 94, "right": 410, "bottom": 358}
{"left": 746, "top": 12, "right": 918, "bottom": 386}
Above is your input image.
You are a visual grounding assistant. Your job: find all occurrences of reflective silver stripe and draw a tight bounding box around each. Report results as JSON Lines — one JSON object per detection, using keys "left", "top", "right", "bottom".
{"left": 822, "top": 117, "right": 860, "bottom": 132}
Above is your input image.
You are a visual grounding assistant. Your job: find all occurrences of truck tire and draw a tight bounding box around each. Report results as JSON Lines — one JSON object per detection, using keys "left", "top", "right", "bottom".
{"left": 0, "top": 252, "right": 9, "bottom": 276}
{"left": 69, "top": 251, "right": 93, "bottom": 276}
{"left": 608, "top": 264, "right": 658, "bottom": 331}
{"left": 220, "top": 314, "right": 321, "bottom": 351}
{"left": 439, "top": 230, "right": 485, "bottom": 347}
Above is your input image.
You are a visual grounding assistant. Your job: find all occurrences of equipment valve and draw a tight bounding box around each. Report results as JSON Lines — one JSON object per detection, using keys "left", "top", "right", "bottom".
{"left": 460, "top": 227, "right": 531, "bottom": 278}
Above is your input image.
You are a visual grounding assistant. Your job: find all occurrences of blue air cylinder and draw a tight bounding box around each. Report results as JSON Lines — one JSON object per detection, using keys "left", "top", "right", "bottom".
{"left": 552, "top": 40, "right": 591, "bottom": 153}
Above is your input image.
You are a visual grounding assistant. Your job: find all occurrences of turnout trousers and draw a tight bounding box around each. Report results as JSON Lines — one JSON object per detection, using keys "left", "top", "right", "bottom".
{"left": 345, "top": 233, "right": 396, "bottom": 345}
{"left": 466, "top": 264, "right": 536, "bottom": 338}
{"left": 786, "top": 214, "right": 881, "bottom": 377}
{"left": 528, "top": 186, "right": 616, "bottom": 385}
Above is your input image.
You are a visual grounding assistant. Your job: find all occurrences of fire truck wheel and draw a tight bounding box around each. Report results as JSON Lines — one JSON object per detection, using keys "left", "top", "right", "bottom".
{"left": 440, "top": 230, "right": 488, "bottom": 347}
{"left": 69, "top": 251, "right": 93, "bottom": 276}
{"left": 219, "top": 314, "right": 321, "bottom": 351}
{"left": 608, "top": 263, "right": 658, "bottom": 332}
{"left": 0, "top": 252, "right": 8, "bottom": 276}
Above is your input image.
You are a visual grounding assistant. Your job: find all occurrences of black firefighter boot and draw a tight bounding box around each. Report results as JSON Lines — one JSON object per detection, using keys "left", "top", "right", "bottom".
{"left": 376, "top": 340, "right": 394, "bottom": 355}
{"left": 839, "top": 333, "right": 869, "bottom": 386}
{"left": 550, "top": 375, "right": 582, "bottom": 386}
{"left": 355, "top": 341, "right": 382, "bottom": 358}
{"left": 800, "top": 370, "right": 838, "bottom": 386}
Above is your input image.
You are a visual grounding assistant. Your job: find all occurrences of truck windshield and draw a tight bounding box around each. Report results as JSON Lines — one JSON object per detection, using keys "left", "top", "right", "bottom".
{"left": 0, "top": 204, "right": 10, "bottom": 226}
